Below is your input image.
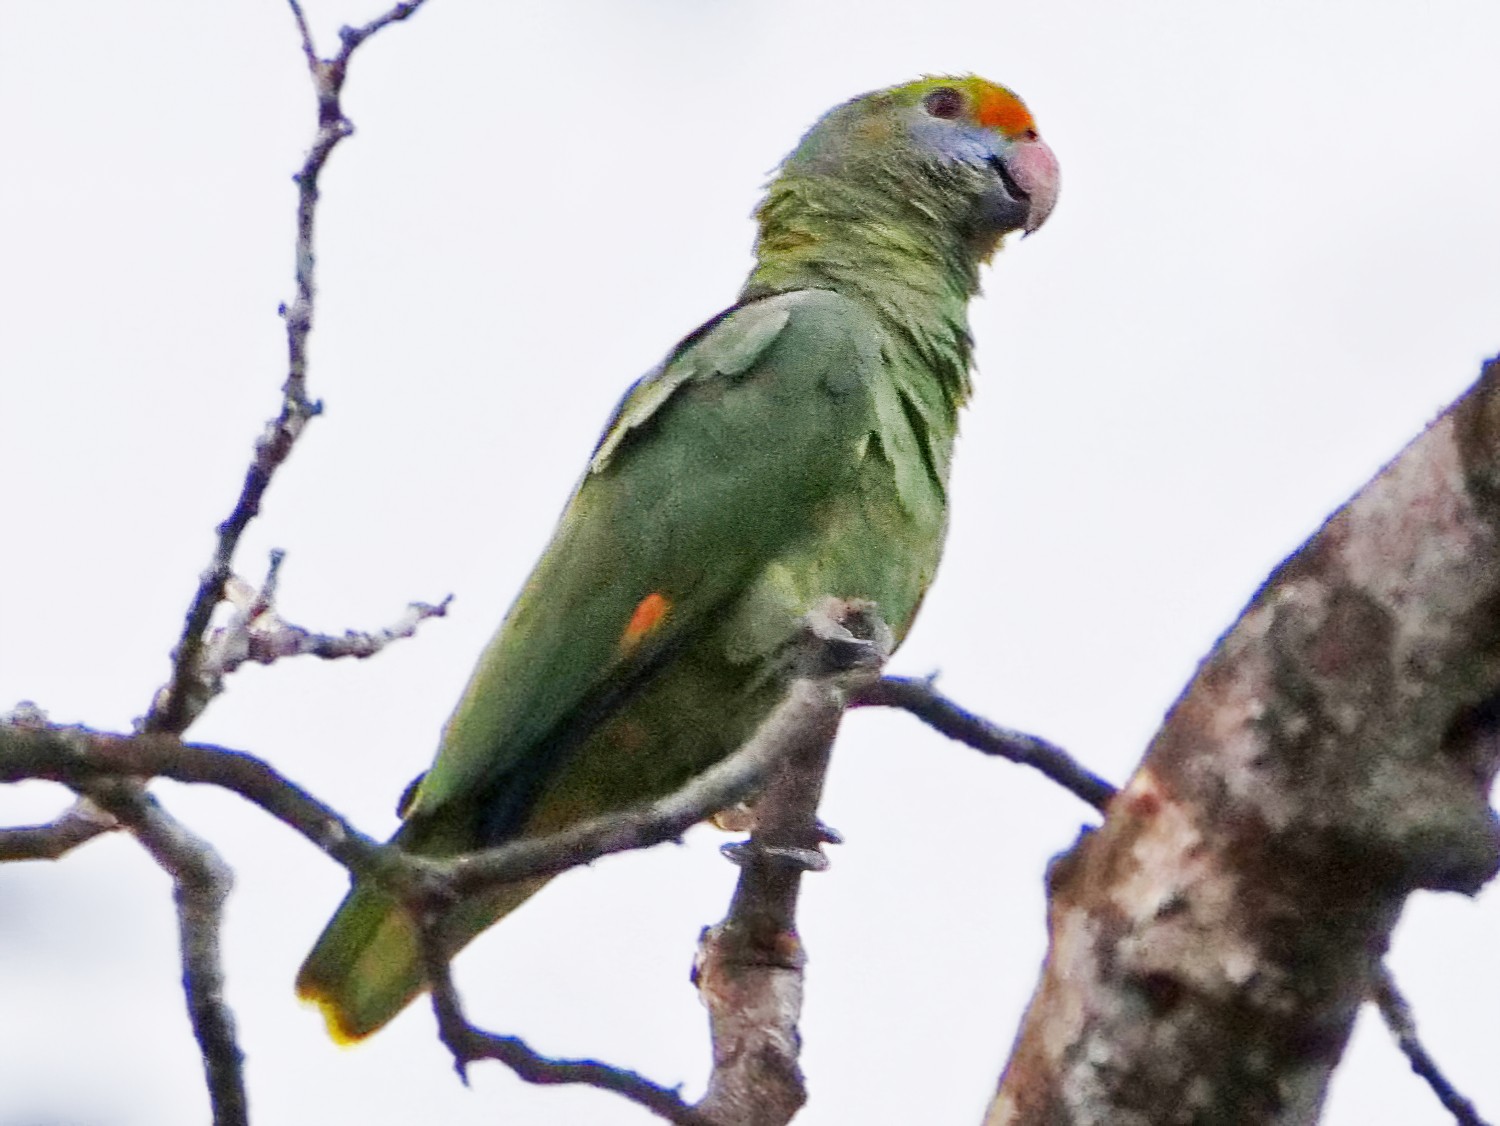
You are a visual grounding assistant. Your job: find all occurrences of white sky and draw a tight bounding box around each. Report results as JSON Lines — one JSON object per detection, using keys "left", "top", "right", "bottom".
{"left": 2, "top": 1, "right": 1498, "bottom": 1123}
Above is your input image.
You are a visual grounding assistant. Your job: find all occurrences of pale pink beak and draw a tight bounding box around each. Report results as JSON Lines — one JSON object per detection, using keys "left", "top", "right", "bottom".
{"left": 1006, "top": 136, "right": 1060, "bottom": 234}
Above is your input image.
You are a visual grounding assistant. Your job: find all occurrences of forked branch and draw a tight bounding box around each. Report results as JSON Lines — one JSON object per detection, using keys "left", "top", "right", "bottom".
{"left": 144, "top": 0, "right": 435, "bottom": 738}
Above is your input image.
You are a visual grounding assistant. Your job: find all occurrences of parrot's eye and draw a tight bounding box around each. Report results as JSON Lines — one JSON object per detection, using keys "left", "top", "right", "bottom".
{"left": 923, "top": 87, "right": 964, "bottom": 120}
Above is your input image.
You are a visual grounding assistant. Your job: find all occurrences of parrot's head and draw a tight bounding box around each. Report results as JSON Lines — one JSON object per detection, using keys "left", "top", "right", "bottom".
{"left": 775, "top": 75, "right": 1058, "bottom": 258}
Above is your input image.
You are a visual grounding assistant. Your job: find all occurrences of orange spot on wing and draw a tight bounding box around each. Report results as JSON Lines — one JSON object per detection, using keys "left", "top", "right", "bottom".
{"left": 621, "top": 591, "right": 671, "bottom": 651}
{"left": 968, "top": 79, "right": 1036, "bottom": 139}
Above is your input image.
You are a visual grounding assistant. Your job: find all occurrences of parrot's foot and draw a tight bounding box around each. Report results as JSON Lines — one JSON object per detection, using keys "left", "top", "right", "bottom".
{"left": 720, "top": 840, "right": 829, "bottom": 873}
{"left": 803, "top": 597, "right": 894, "bottom": 673}
{"left": 711, "top": 809, "right": 844, "bottom": 844}
{"left": 710, "top": 801, "right": 758, "bottom": 832}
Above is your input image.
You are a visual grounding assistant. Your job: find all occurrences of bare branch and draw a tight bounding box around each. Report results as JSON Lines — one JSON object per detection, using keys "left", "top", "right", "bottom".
{"left": 691, "top": 728, "right": 836, "bottom": 1125}
{"left": 1373, "top": 965, "right": 1492, "bottom": 1126}
{"left": 145, "top": 0, "right": 434, "bottom": 736}
{"left": 149, "top": 553, "right": 450, "bottom": 734}
{"left": 0, "top": 724, "right": 388, "bottom": 880}
{"left": 156, "top": 552, "right": 452, "bottom": 724}
{"left": 144, "top": 399, "right": 321, "bottom": 735}
{"left": 855, "top": 674, "right": 1115, "bottom": 812}
{"left": 690, "top": 599, "right": 889, "bottom": 1126}
{"left": 285, "top": 0, "right": 318, "bottom": 69}
{"left": 85, "top": 781, "right": 247, "bottom": 1126}
{"left": 0, "top": 649, "right": 864, "bottom": 1122}
{"left": 987, "top": 357, "right": 1500, "bottom": 1125}
{"left": 270, "top": 597, "right": 453, "bottom": 660}
{"left": 0, "top": 797, "right": 115, "bottom": 861}
{"left": 0, "top": 674, "right": 853, "bottom": 907}
{"left": 418, "top": 928, "right": 711, "bottom": 1124}
{"left": 337, "top": 0, "right": 430, "bottom": 54}
{"left": 0, "top": 653, "right": 869, "bottom": 962}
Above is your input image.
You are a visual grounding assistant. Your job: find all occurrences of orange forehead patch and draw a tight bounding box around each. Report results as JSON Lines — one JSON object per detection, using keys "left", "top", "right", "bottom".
{"left": 967, "top": 79, "right": 1035, "bottom": 138}
{"left": 621, "top": 591, "right": 671, "bottom": 651}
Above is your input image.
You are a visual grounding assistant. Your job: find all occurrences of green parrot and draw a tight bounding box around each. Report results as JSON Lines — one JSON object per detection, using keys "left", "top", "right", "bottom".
{"left": 297, "top": 74, "right": 1058, "bottom": 1042}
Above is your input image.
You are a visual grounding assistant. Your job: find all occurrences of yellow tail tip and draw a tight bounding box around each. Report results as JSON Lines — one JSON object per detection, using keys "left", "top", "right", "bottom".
{"left": 295, "top": 978, "right": 370, "bottom": 1047}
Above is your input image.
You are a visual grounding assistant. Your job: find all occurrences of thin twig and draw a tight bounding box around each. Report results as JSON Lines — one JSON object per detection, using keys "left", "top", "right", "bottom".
{"left": 145, "top": 0, "right": 433, "bottom": 736}
{"left": 242, "top": 594, "right": 454, "bottom": 664}
{"left": 86, "top": 781, "right": 247, "bottom": 1126}
{"left": 149, "top": 559, "right": 451, "bottom": 735}
{"left": 216, "top": 563, "right": 452, "bottom": 669}
{"left": 1373, "top": 965, "right": 1491, "bottom": 1126}
{"left": 286, "top": 0, "right": 318, "bottom": 68}
{"left": 0, "top": 723, "right": 388, "bottom": 877}
{"left": 144, "top": 405, "right": 321, "bottom": 735}
{"left": 854, "top": 675, "right": 1116, "bottom": 812}
{"left": 338, "top": 0, "right": 429, "bottom": 53}
{"left": 36, "top": 16, "right": 440, "bottom": 1122}
{"left": 0, "top": 798, "right": 115, "bottom": 861}
{"left": 418, "top": 927, "right": 710, "bottom": 1124}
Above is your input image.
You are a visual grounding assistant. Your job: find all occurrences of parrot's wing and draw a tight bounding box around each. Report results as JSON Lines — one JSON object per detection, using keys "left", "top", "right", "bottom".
{"left": 404, "top": 287, "right": 884, "bottom": 824}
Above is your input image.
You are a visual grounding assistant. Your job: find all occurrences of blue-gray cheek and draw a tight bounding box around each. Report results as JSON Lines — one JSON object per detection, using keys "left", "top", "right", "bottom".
{"left": 907, "top": 116, "right": 995, "bottom": 165}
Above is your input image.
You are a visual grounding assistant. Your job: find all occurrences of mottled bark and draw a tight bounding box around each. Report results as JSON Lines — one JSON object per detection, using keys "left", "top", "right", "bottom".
{"left": 691, "top": 598, "right": 887, "bottom": 1126}
{"left": 988, "top": 358, "right": 1500, "bottom": 1126}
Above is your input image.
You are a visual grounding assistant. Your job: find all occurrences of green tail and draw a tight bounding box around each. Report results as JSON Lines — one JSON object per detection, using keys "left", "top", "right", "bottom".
{"left": 296, "top": 821, "right": 546, "bottom": 1042}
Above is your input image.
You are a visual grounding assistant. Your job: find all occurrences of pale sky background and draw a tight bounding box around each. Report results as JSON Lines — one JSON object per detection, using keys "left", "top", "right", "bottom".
{"left": 2, "top": 1, "right": 1498, "bottom": 1123}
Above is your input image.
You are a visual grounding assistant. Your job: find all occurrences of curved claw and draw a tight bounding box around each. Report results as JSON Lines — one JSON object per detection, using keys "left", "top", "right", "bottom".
{"left": 720, "top": 841, "right": 830, "bottom": 873}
